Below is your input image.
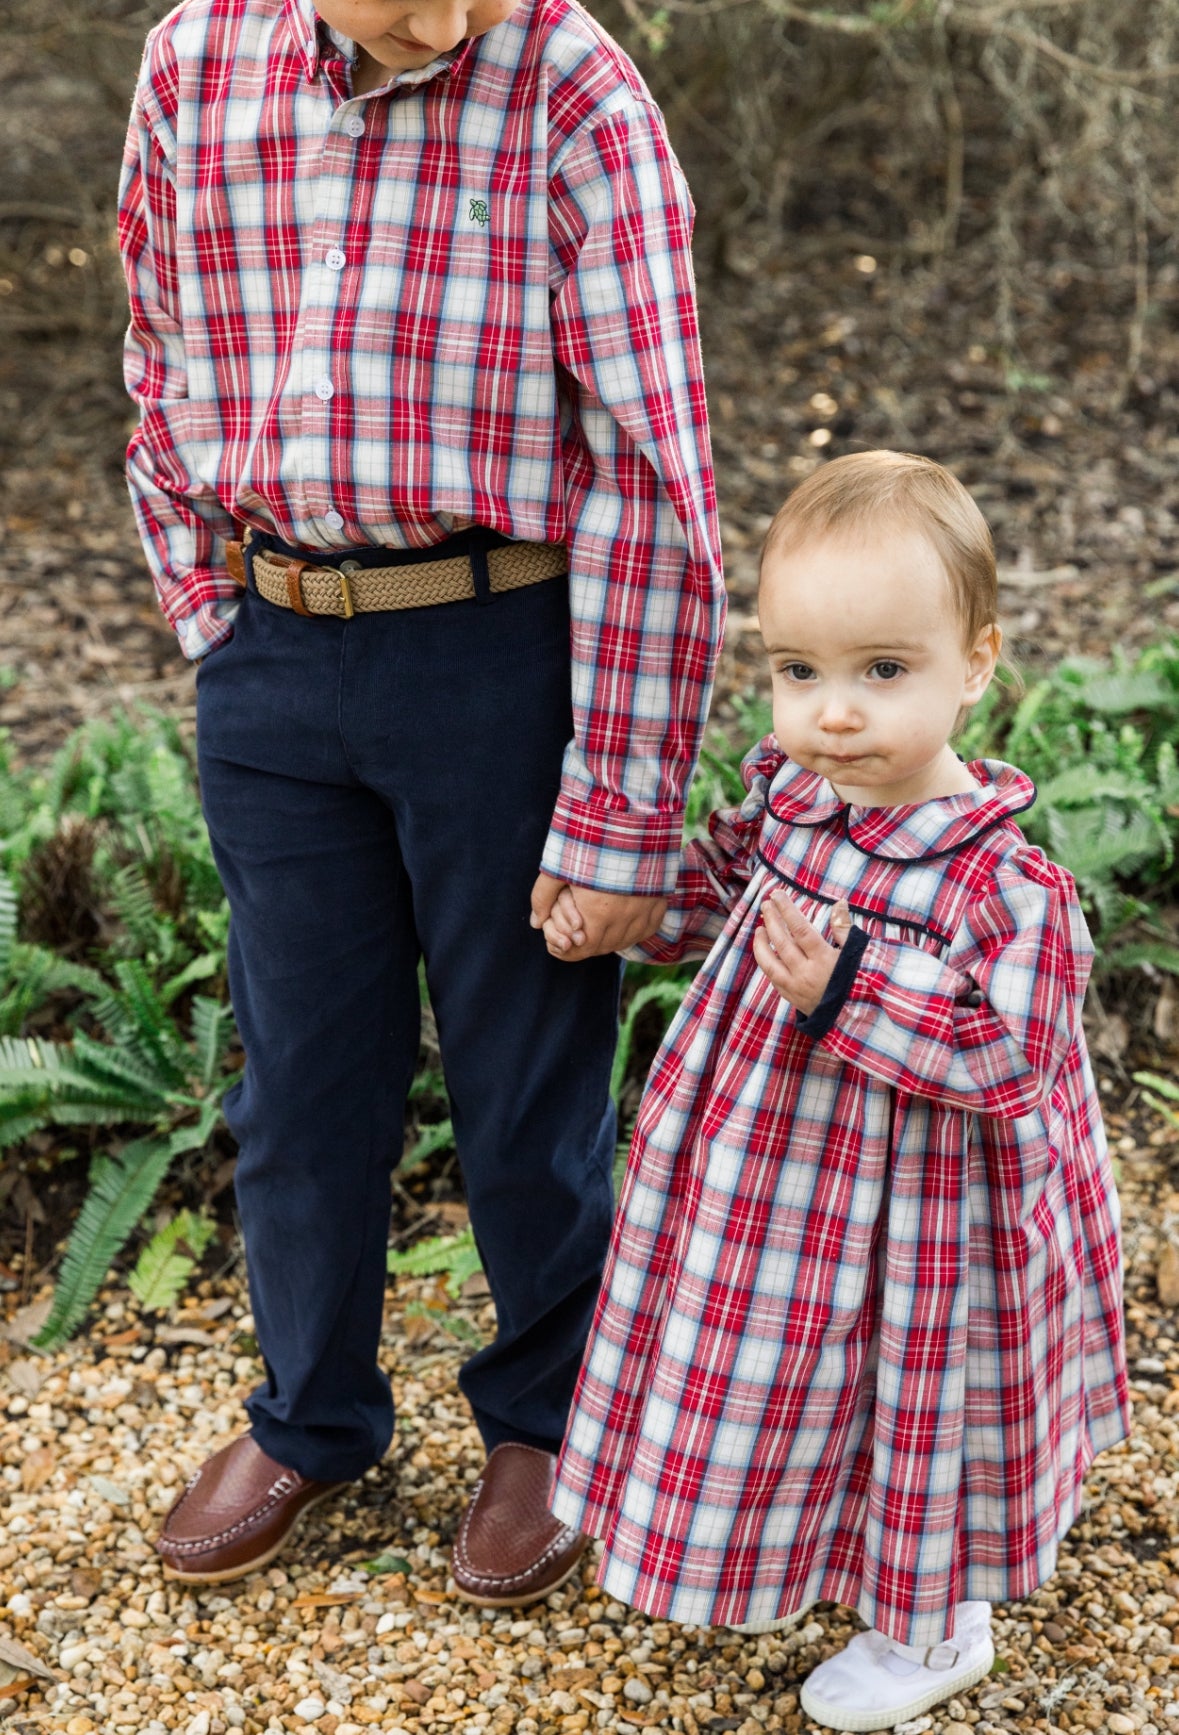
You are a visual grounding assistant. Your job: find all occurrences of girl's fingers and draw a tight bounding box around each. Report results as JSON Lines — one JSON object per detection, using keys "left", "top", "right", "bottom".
{"left": 762, "top": 891, "right": 812, "bottom": 953}
{"left": 752, "top": 925, "right": 785, "bottom": 982}
{"left": 554, "top": 887, "right": 586, "bottom": 945}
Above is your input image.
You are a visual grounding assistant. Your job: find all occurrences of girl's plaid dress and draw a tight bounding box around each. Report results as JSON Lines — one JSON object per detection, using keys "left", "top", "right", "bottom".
{"left": 550, "top": 741, "right": 1130, "bottom": 1647}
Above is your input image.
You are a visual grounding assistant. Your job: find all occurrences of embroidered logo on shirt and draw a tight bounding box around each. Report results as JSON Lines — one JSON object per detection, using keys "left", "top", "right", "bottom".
{"left": 467, "top": 197, "right": 490, "bottom": 227}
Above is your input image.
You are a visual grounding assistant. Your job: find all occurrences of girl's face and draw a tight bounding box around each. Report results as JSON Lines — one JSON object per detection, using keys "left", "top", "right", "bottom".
{"left": 758, "top": 526, "right": 1000, "bottom": 808}
{"left": 315, "top": 0, "right": 521, "bottom": 77}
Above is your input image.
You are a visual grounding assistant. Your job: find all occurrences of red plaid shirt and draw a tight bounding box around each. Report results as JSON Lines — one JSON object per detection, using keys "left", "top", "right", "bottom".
{"left": 118, "top": 0, "right": 725, "bottom": 894}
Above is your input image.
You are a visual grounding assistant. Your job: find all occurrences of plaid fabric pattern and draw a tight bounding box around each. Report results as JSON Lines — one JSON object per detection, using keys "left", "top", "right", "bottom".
{"left": 118, "top": 0, "right": 724, "bottom": 894}
{"left": 551, "top": 743, "right": 1129, "bottom": 1646}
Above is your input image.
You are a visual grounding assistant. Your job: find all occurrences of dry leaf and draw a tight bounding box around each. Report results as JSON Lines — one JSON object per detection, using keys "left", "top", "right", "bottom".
{"left": 5, "top": 1359, "right": 43, "bottom": 1399}
{"left": 0, "top": 1676, "right": 38, "bottom": 1703}
{"left": 101, "top": 1325, "right": 142, "bottom": 1348}
{"left": 20, "top": 1446, "right": 55, "bottom": 1493}
{"left": 459, "top": 1271, "right": 490, "bottom": 1300}
{"left": 156, "top": 1327, "right": 215, "bottom": 1347}
{"left": 412, "top": 1587, "right": 449, "bottom": 1605}
{"left": 68, "top": 1568, "right": 102, "bottom": 1600}
{"left": 290, "top": 1592, "right": 362, "bottom": 1610}
{"left": 402, "top": 1312, "right": 436, "bottom": 1344}
{"left": 1153, "top": 978, "right": 1179, "bottom": 1045}
{"left": 2, "top": 1297, "right": 52, "bottom": 1346}
{"left": 1157, "top": 1241, "right": 1179, "bottom": 1307}
{"left": 87, "top": 1475, "right": 130, "bottom": 1508}
{"left": 1091, "top": 1013, "right": 1129, "bottom": 1062}
{"left": 0, "top": 1634, "right": 56, "bottom": 1684}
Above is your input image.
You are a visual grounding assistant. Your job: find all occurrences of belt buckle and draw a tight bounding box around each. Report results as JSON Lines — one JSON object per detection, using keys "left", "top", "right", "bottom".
{"left": 320, "top": 558, "right": 362, "bottom": 619}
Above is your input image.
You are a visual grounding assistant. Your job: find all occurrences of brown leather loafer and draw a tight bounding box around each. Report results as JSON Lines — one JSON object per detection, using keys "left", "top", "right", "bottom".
{"left": 451, "top": 1442, "right": 587, "bottom": 1607}
{"left": 156, "top": 1435, "right": 348, "bottom": 1584}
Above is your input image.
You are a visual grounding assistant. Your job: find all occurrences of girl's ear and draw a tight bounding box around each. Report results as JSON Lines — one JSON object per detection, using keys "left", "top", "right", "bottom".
{"left": 963, "top": 623, "right": 1001, "bottom": 704}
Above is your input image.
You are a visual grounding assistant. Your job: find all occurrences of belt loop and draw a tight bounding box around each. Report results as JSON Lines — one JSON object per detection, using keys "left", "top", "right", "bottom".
{"left": 469, "top": 531, "right": 492, "bottom": 606}
{"left": 284, "top": 559, "right": 314, "bottom": 618}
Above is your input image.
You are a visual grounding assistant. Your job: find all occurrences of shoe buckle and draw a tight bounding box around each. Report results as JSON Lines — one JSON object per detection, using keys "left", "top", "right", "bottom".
{"left": 922, "top": 1641, "right": 960, "bottom": 1670}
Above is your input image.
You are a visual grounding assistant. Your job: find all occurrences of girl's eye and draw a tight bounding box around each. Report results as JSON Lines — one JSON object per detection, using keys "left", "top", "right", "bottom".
{"left": 872, "top": 660, "right": 905, "bottom": 680}
{"left": 779, "top": 663, "right": 815, "bottom": 682}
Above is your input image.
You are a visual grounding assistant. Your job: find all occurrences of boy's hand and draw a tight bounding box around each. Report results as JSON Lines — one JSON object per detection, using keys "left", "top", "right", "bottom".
{"left": 752, "top": 891, "right": 844, "bottom": 1015}
{"left": 530, "top": 873, "right": 667, "bottom": 960}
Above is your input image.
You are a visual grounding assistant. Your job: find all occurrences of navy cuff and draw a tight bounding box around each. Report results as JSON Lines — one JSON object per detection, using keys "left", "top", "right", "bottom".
{"left": 794, "top": 925, "right": 869, "bottom": 1041}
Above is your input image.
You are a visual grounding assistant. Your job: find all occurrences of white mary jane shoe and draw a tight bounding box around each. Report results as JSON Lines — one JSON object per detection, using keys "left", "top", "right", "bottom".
{"left": 799, "top": 1601, "right": 994, "bottom": 1732}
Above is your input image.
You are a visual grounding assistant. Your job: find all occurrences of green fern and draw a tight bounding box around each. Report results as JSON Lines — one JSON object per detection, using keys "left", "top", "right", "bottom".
{"left": 0, "top": 964, "right": 240, "bottom": 1342}
{"left": 0, "top": 944, "right": 106, "bottom": 1038}
{"left": 610, "top": 976, "right": 691, "bottom": 1104}
{"left": 34, "top": 1135, "right": 178, "bottom": 1345}
{"left": 1133, "top": 1070, "right": 1179, "bottom": 1132}
{"left": 387, "top": 1228, "right": 483, "bottom": 1298}
{"left": 400, "top": 1116, "right": 456, "bottom": 1174}
{"left": 1103, "top": 941, "right": 1179, "bottom": 975}
{"left": 128, "top": 1208, "right": 217, "bottom": 1313}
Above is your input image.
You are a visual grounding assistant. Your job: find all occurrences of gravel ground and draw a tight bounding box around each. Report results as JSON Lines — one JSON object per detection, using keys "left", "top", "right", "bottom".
{"left": 1, "top": 1091, "right": 1177, "bottom": 1735}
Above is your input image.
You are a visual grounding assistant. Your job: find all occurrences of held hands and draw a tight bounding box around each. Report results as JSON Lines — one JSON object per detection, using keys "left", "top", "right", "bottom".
{"left": 530, "top": 872, "right": 668, "bottom": 961}
{"left": 752, "top": 892, "right": 849, "bottom": 1015}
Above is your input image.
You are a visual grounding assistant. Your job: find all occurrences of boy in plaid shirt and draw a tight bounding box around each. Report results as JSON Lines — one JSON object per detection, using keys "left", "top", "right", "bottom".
{"left": 120, "top": 0, "right": 724, "bottom": 1596}
{"left": 548, "top": 452, "right": 1128, "bottom": 1731}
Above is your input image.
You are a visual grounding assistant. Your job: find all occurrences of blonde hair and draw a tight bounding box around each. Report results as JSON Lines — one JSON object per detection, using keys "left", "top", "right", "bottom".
{"left": 760, "top": 450, "right": 998, "bottom": 647}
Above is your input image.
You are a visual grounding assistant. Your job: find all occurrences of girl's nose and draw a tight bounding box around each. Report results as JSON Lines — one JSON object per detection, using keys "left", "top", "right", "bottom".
{"left": 817, "top": 693, "right": 860, "bottom": 732}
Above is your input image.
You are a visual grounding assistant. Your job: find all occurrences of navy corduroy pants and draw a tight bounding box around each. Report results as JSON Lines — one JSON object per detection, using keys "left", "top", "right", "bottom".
{"left": 195, "top": 536, "right": 620, "bottom": 1484}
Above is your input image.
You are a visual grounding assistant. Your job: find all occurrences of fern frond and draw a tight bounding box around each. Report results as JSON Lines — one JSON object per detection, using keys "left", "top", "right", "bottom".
{"left": 1103, "top": 941, "right": 1179, "bottom": 975}
{"left": 386, "top": 1227, "right": 483, "bottom": 1298}
{"left": 400, "top": 1117, "right": 456, "bottom": 1174}
{"left": 68, "top": 1030, "right": 180, "bottom": 1110}
{"left": 610, "top": 978, "right": 687, "bottom": 1103}
{"left": 1044, "top": 806, "right": 1162, "bottom": 886}
{"left": 189, "top": 995, "right": 235, "bottom": 1091}
{"left": 33, "top": 1135, "right": 176, "bottom": 1346}
{"left": 128, "top": 1208, "right": 216, "bottom": 1313}
{"left": 1080, "top": 670, "right": 1173, "bottom": 715}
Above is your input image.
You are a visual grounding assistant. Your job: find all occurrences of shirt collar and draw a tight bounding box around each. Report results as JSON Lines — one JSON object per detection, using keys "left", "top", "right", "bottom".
{"left": 765, "top": 755, "right": 1037, "bottom": 861}
{"left": 285, "top": 0, "right": 473, "bottom": 85}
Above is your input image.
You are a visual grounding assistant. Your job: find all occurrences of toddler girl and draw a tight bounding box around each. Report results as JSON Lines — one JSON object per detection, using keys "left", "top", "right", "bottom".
{"left": 544, "top": 451, "right": 1129, "bottom": 1732}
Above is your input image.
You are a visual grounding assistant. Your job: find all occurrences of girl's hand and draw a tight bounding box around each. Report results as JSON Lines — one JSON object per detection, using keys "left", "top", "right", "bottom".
{"left": 753, "top": 891, "right": 844, "bottom": 1015}
{"left": 540, "top": 885, "right": 587, "bottom": 956}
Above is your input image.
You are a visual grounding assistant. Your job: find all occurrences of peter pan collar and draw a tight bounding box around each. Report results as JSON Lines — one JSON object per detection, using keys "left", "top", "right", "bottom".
{"left": 764, "top": 756, "right": 1036, "bottom": 861}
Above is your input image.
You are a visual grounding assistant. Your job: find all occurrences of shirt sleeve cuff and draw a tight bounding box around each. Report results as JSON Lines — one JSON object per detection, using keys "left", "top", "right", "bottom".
{"left": 175, "top": 595, "right": 241, "bottom": 662}
{"left": 541, "top": 792, "right": 683, "bottom": 896}
{"left": 794, "top": 924, "right": 870, "bottom": 1041}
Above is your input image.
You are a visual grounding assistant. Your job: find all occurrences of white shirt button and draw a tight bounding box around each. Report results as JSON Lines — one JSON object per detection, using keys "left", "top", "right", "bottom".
{"left": 344, "top": 114, "right": 365, "bottom": 137}
{"left": 325, "top": 247, "right": 346, "bottom": 271}
{"left": 313, "top": 376, "right": 335, "bottom": 401}
{"left": 324, "top": 508, "right": 345, "bottom": 530}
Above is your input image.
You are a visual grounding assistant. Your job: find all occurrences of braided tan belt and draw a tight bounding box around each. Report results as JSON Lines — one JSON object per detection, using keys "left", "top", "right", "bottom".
{"left": 236, "top": 538, "right": 567, "bottom": 619}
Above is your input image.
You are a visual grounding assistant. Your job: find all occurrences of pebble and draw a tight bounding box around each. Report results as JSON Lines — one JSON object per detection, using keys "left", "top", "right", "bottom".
{"left": 0, "top": 1229, "right": 1175, "bottom": 1735}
